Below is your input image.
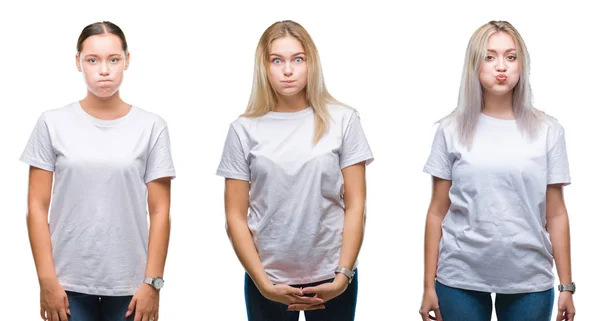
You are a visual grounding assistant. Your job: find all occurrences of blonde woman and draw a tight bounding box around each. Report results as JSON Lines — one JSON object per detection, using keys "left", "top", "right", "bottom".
{"left": 21, "top": 21, "right": 174, "bottom": 321}
{"left": 216, "top": 20, "right": 373, "bottom": 321}
{"left": 419, "top": 21, "right": 576, "bottom": 321}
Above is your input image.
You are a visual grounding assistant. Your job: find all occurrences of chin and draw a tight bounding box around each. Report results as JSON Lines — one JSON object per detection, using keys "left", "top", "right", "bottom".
{"left": 90, "top": 88, "right": 119, "bottom": 98}
{"left": 277, "top": 88, "right": 303, "bottom": 97}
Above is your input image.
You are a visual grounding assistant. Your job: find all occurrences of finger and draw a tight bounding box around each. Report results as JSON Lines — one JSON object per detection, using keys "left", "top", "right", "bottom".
{"left": 556, "top": 309, "right": 564, "bottom": 321}
{"left": 283, "top": 285, "right": 304, "bottom": 296}
{"left": 63, "top": 295, "right": 71, "bottom": 316}
{"left": 126, "top": 296, "right": 137, "bottom": 318}
{"left": 59, "top": 308, "right": 69, "bottom": 321}
{"left": 568, "top": 311, "right": 575, "bottom": 321}
{"left": 142, "top": 312, "right": 150, "bottom": 321}
{"left": 134, "top": 309, "right": 142, "bottom": 321}
{"left": 434, "top": 308, "right": 443, "bottom": 321}
{"left": 288, "top": 304, "right": 326, "bottom": 311}
{"left": 287, "top": 294, "right": 324, "bottom": 305}
{"left": 51, "top": 312, "right": 59, "bottom": 321}
{"left": 40, "top": 307, "right": 46, "bottom": 320}
{"left": 301, "top": 285, "right": 322, "bottom": 295}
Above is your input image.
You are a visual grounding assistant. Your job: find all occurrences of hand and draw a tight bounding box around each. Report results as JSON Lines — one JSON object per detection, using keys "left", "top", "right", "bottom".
{"left": 556, "top": 291, "right": 575, "bottom": 321}
{"left": 287, "top": 275, "right": 348, "bottom": 311}
{"left": 419, "top": 287, "right": 442, "bottom": 321}
{"left": 126, "top": 284, "right": 159, "bottom": 321}
{"left": 261, "top": 283, "right": 325, "bottom": 309}
{"left": 39, "top": 279, "right": 70, "bottom": 321}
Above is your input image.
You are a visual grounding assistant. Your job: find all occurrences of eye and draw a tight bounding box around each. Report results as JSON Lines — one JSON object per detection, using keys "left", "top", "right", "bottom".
{"left": 272, "top": 58, "right": 282, "bottom": 64}
{"left": 485, "top": 55, "right": 494, "bottom": 61}
{"left": 110, "top": 58, "right": 121, "bottom": 63}
{"left": 507, "top": 55, "right": 517, "bottom": 61}
{"left": 294, "top": 57, "right": 304, "bottom": 63}
{"left": 87, "top": 58, "right": 97, "bottom": 63}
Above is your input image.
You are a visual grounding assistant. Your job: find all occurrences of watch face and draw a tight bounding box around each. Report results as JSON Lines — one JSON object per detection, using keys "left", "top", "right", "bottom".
{"left": 153, "top": 277, "right": 164, "bottom": 289}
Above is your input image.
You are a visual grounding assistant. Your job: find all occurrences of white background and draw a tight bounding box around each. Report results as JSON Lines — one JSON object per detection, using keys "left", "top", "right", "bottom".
{"left": 1, "top": 0, "right": 597, "bottom": 320}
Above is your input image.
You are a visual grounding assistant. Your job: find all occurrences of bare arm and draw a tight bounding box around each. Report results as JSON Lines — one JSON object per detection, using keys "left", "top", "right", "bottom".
{"left": 546, "top": 184, "right": 572, "bottom": 285}
{"left": 26, "top": 166, "right": 57, "bottom": 284}
{"left": 336, "top": 162, "right": 367, "bottom": 281}
{"left": 423, "top": 177, "right": 451, "bottom": 290}
{"left": 145, "top": 177, "right": 172, "bottom": 279}
{"left": 224, "top": 178, "right": 272, "bottom": 292}
{"left": 27, "top": 166, "right": 70, "bottom": 321}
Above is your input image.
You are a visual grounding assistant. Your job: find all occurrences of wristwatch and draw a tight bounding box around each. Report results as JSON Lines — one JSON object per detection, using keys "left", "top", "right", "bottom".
{"left": 558, "top": 282, "right": 575, "bottom": 294}
{"left": 143, "top": 276, "right": 165, "bottom": 290}
{"left": 334, "top": 266, "right": 355, "bottom": 284}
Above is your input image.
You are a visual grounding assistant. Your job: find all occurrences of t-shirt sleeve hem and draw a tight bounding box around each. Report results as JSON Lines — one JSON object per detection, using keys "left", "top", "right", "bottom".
{"left": 548, "top": 176, "right": 571, "bottom": 186}
{"left": 19, "top": 156, "right": 55, "bottom": 172}
{"left": 216, "top": 169, "right": 250, "bottom": 182}
{"left": 340, "top": 154, "right": 374, "bottom": 169}
{"left": 423, "top": 165, "right": 451, "bottom": 180}
{"left": 145, "top": 170, "right": 176, "bottom": 184}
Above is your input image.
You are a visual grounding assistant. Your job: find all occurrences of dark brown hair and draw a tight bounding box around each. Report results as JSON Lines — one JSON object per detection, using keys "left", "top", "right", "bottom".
{"left": 77, "top": 21, "right": 128, "bottom": 53}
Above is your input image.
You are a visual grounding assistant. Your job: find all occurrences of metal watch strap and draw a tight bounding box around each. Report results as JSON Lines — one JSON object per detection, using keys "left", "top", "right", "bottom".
{"left": 335, "top": 266, "right": 355, "bottom": 284}
{"left": 558, "top": 282, "right": 575, "bottom": 294}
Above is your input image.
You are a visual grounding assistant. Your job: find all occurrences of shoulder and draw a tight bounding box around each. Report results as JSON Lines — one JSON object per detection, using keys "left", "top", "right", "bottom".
{"left": 40, "top": 102, "right": 80, "bottom": 122}
{"left": 131, "top": 106, "right": 169, "bottom": 129}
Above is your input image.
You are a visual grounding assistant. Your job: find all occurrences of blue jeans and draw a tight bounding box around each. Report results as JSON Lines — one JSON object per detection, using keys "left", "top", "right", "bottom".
{"left": 245, "top": 270, "right": 358, "bottom": 321}
{"left": 435, "top": 280, "right": 554, "bottom": 321}
{"left": 66, "top": 291, "right": 134, "bottom": 321}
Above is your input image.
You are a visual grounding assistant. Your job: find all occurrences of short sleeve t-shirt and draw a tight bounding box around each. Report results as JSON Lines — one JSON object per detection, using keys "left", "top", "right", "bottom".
{"left": 423, "top": 113, "right": 570, "bottom": 294}
{"left": 20, "top": 102, "right": 176, "bottom": 296}
{"left": 216, "top": 105, "right": 373, "bottom": 285}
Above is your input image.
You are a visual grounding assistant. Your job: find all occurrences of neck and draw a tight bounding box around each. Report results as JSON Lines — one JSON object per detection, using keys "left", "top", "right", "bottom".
{"left": 274, "top": 92, "right": 309, "bottom": 112}
{"left": 482, "top": 91, "right": 514, "bottom": 120}
{"left": 80, "top": 91, "right": 130, "bottom": 120}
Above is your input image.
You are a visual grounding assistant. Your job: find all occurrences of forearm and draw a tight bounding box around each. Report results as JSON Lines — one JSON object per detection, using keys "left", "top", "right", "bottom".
{"left": 424, "top": 214, "right": 443, "bottom": 289}
{"left": 227, "top": 216, "right": 271, "bottom": 291}
{"left": 26, "top": 209, "right": 57, "bottom": 284}
{"left": 338, "top": 207, "right": 365, "bottom": 272}
{"left": 547, "top": 213, "right": 572, "bottom": 284}
{"left": 145, "top": 211, "right": 170, "bottom": 277}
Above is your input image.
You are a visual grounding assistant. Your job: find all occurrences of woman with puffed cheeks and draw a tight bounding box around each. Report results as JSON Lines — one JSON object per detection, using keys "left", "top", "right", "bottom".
{"left": 21, "top": 21, "right": 175, "bottom": 321}
{"left": 419, "top": 20, "right": 576, "bottom": 321}
{"left": 216, "top": 20, "right": 373, "bottom": 321}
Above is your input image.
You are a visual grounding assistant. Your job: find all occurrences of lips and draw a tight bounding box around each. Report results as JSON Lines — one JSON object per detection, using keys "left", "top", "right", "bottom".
{"left": 496, "top": 74, "right": 507, "bottom": 82}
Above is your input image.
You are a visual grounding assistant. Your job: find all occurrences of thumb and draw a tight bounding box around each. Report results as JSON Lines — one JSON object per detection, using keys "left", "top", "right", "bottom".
{"left": 302, "top": 286, "right": 318, "bottom": 295}
{"left": 286, "top": 285, "right": 304, "bottom": 296}
{"left": 125, "top": 296, "right": 137, "bottom": 318}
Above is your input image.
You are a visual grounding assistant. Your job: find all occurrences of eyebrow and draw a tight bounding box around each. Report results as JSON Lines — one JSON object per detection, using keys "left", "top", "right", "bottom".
{"left": 486, "top": 49, "right": 517, "bottom": 53}
{"left": 269, "top": 52, "right": 306, "bottom": 57}
{"left": 83, "top": 54, "right": 123, "bottom": 58}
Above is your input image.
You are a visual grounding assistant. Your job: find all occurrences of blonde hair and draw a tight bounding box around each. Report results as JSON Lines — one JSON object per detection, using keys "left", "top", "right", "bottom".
{"left": 244, "top": 20, "right": 344, "bottom": 143}
{"left": 441, "top": 20, "right": 546, "bottom": 147}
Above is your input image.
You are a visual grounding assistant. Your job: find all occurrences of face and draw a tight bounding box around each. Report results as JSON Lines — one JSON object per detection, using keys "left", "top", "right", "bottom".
{"left": 76, "top": 33, "right": 129, "bottom": 98}
{"left": 267, "top": 36, "right": 308, "bottom": 97}
{"left": 479, "top": 32, "right": 520, "bottom": 97}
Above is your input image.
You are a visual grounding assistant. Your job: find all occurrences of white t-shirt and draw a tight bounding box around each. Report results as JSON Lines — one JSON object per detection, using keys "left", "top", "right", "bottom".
{"left": 217, "top": 105, "right": 373, "bottom": 285}
{"left": 20, "top": 102, "right": 176, "bottom": 296}
{"left": 423, "top": 113, "right": 571, "bottom": 294}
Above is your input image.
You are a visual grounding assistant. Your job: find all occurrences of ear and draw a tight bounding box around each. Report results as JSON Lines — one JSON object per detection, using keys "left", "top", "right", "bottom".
{"left": 75, "top": 54, "right": 82, "bottom": 72}
{"left": 124, "top": 51, "right": 131, "bottom": 70}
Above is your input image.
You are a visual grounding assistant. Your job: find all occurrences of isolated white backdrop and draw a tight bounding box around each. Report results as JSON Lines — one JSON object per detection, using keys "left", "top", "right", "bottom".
{"left": 0, "top": 0, "right": 597, "bottom": 320}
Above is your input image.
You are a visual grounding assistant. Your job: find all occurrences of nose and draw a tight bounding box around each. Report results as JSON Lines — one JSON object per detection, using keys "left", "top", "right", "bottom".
{"left": 99, "top": 61, "right": 110, "bottom": 76}
{"left": 283, "top": 61, "right": 293, "bottom": 77}
{"left": 495, "top": 59, "right": 507, "bottom": 72}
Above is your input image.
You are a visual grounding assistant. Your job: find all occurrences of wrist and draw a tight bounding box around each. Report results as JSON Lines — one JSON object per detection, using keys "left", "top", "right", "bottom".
{"left": 333, "top": 273, "right": 349, "bottom": 285}
{"left": 38, "top": 275, "right": 59, "bottom": 286}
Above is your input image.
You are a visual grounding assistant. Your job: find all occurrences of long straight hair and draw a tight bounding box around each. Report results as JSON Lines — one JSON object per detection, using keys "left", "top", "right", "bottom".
{"left": 244, "top": 20, "right": 344, "bottom": 143}
{"left": 441, "top": 20, "right": 545, "bottom": 147}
